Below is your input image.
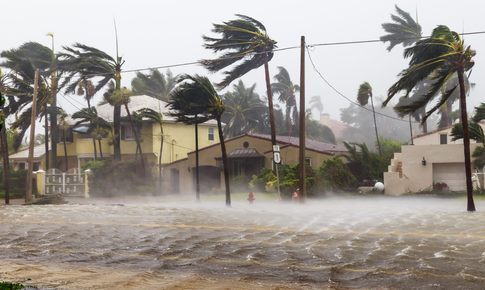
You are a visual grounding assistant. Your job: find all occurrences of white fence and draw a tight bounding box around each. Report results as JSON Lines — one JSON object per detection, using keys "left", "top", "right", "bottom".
{"left": 44, "top": 168, "right": 85, "bottom": 197}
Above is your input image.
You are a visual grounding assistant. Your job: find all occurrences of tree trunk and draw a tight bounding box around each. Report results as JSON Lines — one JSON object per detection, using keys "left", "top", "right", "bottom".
{"left": 98, "top": 139, "right": 103, "bottom": 160}
{"left": 124, "top": 103, "right": 145, "bottom": 178}
{"left": 264, "top": 54, "right": 276, "bottom": 147}
{"left": 409, "top": 115, "right": 414, "bottom": 145}
{"left": 159, "top": 134, "right": 163, "bottom": 191}
{"left": 50, "top": 87, "right": 58, "bottom": 169}
{"left": 370, "top": 95, "right": 382, "bottom": 156}
{"left": 1, "top": 125, "right": 10, "bottom": 205}
{"left": 217, "top": 117, "right": 231, "bottom": 207}
{"left": 92, "top": 135, "right": 97, "bottom": 161}
{"left": 457, "top": 68, "right": 475, "bottom": 212}
{"left": 45, "top": 106, "right": 49, "bottom": 170}
{"left": 195, "top": 119, "right": 200, "bottom": 202}
{"left": 113, "top": 105, "right": 121, "bottom": 162}
{"left": 286, "top": 103, "right": 292, "bottom": 136}
{"left": 63, "top": 137, "right": 68, "bottom": 172}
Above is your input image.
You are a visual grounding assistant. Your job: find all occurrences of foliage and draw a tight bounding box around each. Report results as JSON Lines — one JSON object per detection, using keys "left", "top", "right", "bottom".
{"left": 305, "top": 119, "right": 337, "bottom": 144}
{"left": 317, "top": 158, "right": 358, "bottom": 192}
{"left": 0, "top": 281, "right": 35, "bottom": 290}
{"left": 380, "top": 5, "right": 422, "bottom": 52}
{"left": 131, "top": 69, "right": 178, "bottom": 102}
{"left": 230, "top": 175, "right": 250, "bottom": 192}
{"left": 82, "top": 160, "right": 156, "bottom": 197}
{"left": 339, "top": 142, "right": 384, "bottom": 181}
{"left": 278, "top": 163, "right": 323, "bottom": 199}
{"left": 433, "top": 182, "right": 449, "bottom": 191}
{"left": 271, "top": 66, "right": 300, "bottom": 136}
{"left": 309, "top": 95, "right": 323, "bottom": 117}
{"left": 376, "top": 136, "right": 407, "bottom": 166}
{"left": 249, "top": 167, "right": 276, "bottom": 193}
{"left": 0, "top": 169, "right": 36, "bottom": 195}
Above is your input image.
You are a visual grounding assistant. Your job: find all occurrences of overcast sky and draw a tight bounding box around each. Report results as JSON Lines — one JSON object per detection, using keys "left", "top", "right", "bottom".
{"left": 3, "top": 0, "right": 485, "bottom": 129}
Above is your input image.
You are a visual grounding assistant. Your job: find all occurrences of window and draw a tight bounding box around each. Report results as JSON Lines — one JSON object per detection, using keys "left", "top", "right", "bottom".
{"left": 19, "top": 163, "right": 25, "bottom": 170}
{"left": 58, "top": 129, "right": 73, "bottom": 143}
{"left": 440, "top": 134, "right": 447, "bottom": 145}
{"left": 208, "top": 127, "right": 214, "bottom": 141}
{"left": 121, "top": 124, "right": 135, "bottom": 140}
{"left": 305, "top": 158, "right": 311, "bottom": 166}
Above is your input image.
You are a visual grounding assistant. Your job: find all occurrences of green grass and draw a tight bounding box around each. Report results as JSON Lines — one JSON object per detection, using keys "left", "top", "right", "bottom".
{"left": 0, "top": 281, "right": 36, "bottom": 289}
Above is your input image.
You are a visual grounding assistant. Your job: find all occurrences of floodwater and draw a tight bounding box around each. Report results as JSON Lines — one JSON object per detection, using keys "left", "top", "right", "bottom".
{"left": 1, "top": 196, "right": 485, "bottom": 289}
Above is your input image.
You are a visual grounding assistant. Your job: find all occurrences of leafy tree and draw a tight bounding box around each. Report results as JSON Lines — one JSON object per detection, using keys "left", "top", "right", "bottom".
{"left": 357, "top": 82, "right": 381, "bottom": 156}
{"left": 376, "top": 136, "right": 408, "bottom": 167}
{"left": 221, "top": 80, "right": 266, "bottom": 138}
{"left": 167, "top": 75, "right": 230, "bottom": 206}
{"left": 384, "top": 25, "right": 476, "bottom": 211}
{"left": 58, "top": 43, "right": 124, "bottom": 161}
{"left": 131, "top": 69, "right": 178, "bottom": 102}
{"left": 271, "top": 66, "right": 300, "bottom": 136}
{"left": 317, "top": 158, "right": 358, "bottom": 191}
{"left": 339, "top": 142, "right": 384, "bottom": 181}
{"left": 201, "top": 14, "right": 278, "bottom": 147}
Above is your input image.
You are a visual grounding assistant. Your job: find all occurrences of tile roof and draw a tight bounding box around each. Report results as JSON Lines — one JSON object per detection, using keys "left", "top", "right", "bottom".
{"left": 226, "top": 148, "right": 265, "bottom": 158}
{"left": 9, "top": 144, "right": 50, "bottom": 160}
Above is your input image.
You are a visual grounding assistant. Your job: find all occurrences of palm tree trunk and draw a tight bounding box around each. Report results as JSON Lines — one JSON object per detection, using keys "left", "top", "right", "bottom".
{"left": 98, "top": 139, "right": 103, "bottom": 160}
{"left": 195, "top": 119, "right": 200, "bottom": 202}
{"left": 370, "top": 96, "right": 382, "bottom": 157}
{"left": 409, "top": 115, "right": 414, "bottom": 145}
{"left": 264, "top": 54, "right": 277, "bottom": 147}
{"left": 124, "top": 102, "right": 145, "bottom": 178}
{"left": 457, "top": 68, "right": 475, "bottom": 212}
{"left": 113, "top": 105, "right": 121, "bottom": 162}
{"left": 1, "top": 125, "right": 10, "bottom": 205}
{"left": 50, "top": 87, "right": 58, "bottom": 170}
{"left": 159, "top": 135, "right": 163, "bottom": 191}
{"left": 217, "top": 117, "right": 231, "bottom": 207}
{"left": 44, "top": 106, "right": 49, "bottom": 170}
{"left": 92, "top": 136, "right": 97, "bottom": 161}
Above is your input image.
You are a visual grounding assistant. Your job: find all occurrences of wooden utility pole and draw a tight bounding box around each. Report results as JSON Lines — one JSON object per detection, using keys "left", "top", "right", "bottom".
{"left": 299, "top": 36, "right": 306, "bottom": 203}
{"left": 25, "top": 70, "right": 38, "bottom": 202}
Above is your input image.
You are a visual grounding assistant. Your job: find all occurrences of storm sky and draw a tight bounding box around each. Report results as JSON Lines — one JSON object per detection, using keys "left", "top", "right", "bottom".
{"left": 3, "top": 0, "right": 485, "bottom": 127}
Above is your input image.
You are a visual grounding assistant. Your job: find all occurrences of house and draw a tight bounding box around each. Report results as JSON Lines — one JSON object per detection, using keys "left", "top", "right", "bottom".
{"left": 11, "top": 95, "right": 222, "bottom": 176}
{"left": 384, "top": 123, "right": 483, "bottom": 195}
{"left": 162, "top": 133, "right": 352, "bottom": 194}
{"left": 318, "top": 113, "right": 351, "bottom": 141}
{"left": 9, "top": 144, "right": 48, "bottom": 171}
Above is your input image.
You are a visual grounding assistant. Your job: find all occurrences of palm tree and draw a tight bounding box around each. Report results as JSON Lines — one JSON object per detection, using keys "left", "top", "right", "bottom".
{"left": 384, "top": 25, "right": 476, "bottom": 211}
{"left": 309, "top": 96, "right": 323, "bottom": 119}
{"left": 271, "top": 66, "right": 300, "bottom": 136}
{"left": 72, "top": 107, "right": 110, "bottom": 161}
{"left": 357, "top": 82, "right": 381, "bottom": 156}
{"left": 58, "top": 43, "right": 124, "bottom": 161}
{"left": 167, "top": 74, "right": 231, "bottom": 206}
{"left": 221, "top": 80, "right": 266, "bottom": 138}
{"left": 110, "top": 87, "right": 145, "bottom": 177}
{"left": 58, "top": 111, "right": 70, "bottom": 172}
{"left": 201, "top": 14, "right": 278, "bottom": 147}
{"left": 137, "top": 107, "right": 164, "bottom": 190}
{"left": 380, "top": 5, "right": 422, "bottom": 51}
{"left": 76, "top": 79, "right": 96, "bottom": 109}
{"left": 131, "top": 69, "right": 178, "bottom": 102}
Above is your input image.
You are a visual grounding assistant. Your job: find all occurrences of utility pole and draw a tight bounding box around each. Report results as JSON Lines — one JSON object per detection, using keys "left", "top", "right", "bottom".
{"left": 299, "top": 36, "right": 306, "bottom": 203}
{"left": 26, "top": 70, "right": 39, "bottom": 202}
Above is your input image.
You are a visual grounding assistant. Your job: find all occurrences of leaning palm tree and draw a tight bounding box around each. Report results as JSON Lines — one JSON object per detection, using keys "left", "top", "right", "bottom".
{"left": 58, "top": 43, "right": 124, "bottom": 161}
{"left": 167, "top": 74, "right": 231, "bottom": 206}
{"left": 137, "top": 107, "right": 164, "bottom": 190}
{"left": 72, "top": 107, "right": 110, "bottom": 161}
{"left": 384, "top": 25, "right": 476, "bottom": 211}
{"left": 271, "top": 66, "right": 300, "bottom": 136}
{"left": 201, "top": 14, "right": 278, "bottom": 147}
{"left": 380, "top": 5, "right": 422, "bottom": 51}
{"left": 131, "top": 69, "right": 178, "bottom": 102}
{"left": 309, "top": 95, "right": 323, "bottom": 119}
{"left": 357, "top": 82, "right": 381, "bottom": 156}
{"left": 111, "top": 87, "right": 145, "bottom": 178}
{"left": 221, "top": 80, "right": 266, "bottom": 138}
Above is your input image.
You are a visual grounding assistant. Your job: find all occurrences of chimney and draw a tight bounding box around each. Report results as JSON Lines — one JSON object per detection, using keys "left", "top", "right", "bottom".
{"left": 320, "top": 113, "right": 330, "bottom": 126}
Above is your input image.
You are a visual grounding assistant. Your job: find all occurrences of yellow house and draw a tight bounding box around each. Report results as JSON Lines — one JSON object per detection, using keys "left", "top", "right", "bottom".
{"left": 163, "top": 133, "right": 352, "bottom": 194}
{"left": 11, "top": 95, "right": 221, "bottom": 177}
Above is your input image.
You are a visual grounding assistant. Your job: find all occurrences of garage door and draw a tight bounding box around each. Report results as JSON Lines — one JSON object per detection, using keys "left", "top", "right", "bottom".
{"left": 433, "top": 163, "right": 466, "bottom": 191}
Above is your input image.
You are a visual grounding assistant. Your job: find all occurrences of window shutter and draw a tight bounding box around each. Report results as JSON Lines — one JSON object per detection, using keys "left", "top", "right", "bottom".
{"left": 121, "top": 124, "right": 125, "bottom": 140}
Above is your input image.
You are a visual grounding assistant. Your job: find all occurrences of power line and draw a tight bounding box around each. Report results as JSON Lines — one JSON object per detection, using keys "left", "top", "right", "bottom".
{"left": 305, "top": 45, "right": 420, "bottom": 124}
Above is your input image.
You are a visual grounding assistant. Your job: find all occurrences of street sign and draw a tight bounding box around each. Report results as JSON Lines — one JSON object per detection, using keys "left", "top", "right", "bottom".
{"left": 273, "top": 145, "right": 280, "bottom": 152}
{"left": 273, "top": 152, "right": 281, "bottom": 164}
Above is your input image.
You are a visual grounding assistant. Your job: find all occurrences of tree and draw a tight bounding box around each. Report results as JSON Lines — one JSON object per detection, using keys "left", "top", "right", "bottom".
{"left": 201, "top": 14, "right": 278, "bottom": 147}
{"left": 271, "top": 66, "right": 300, "bottom": 136}
{"left": 111, "top": 87, "right": 145, "bottom": 177}
{"left": 380, "top": 4, "right": 422, "bottom": 51}
{"left": 221, "top": 80, "right": 266, "bottom": 138}
{"left": 357, "top": 82, "right": 381, "bottom": 156}
{"left": 339, "top": 142, "right": 383, "bottom": 181}
{"left": 137, "top": 107, "right": 164, "bottom": 190}
{"left": 76, "top": 79, "right": 96, "bottom": 109}
{"left": 72, "top": 107, "right": 110, "bottom": 161}
{"left": 309, "top": 95, "right": 323, "bottom": 118}
{"left": 131, "top": 69, "right": 178, "bottom": 102}
{"left": 58, "top": 111, "right": 70, "bottom": 172}
{"left": 58, "top": 43, "right": 124, "bottom": 161}
{"left": 167, "top": 74, "right": 231, "bottom": 206}
{"left": 384, "top": 25, "right": 476, "bottom": 211}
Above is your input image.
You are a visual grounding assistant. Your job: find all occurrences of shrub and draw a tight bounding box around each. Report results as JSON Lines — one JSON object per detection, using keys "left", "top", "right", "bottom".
{"left": 230, "top": 175, "right": 250, "bottom": 192}
{"left": 317, "top": 158, "right": 358, "bottom": 192}
{"left": 249, "top": 168, "right": 276, "bottom": 192}
{"left": 433, "top": 182, "right": 448, "bottom": 191}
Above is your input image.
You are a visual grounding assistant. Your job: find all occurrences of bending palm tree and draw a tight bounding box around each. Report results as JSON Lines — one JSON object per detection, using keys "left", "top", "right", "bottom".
{"left": 201, "top": 14, "right": 278, "bottom": 146}
{"left": 380, "top": 4, "right": 422, "bottom": 51}
{"left": 271, "top": 66, "right": 300, "bottom": 136}
{"left": 72, "top": 107, "right": 110, "bottom": 161}
{"left": 384, "top": 25, "right": 476, "bottom": 211}
{"left": 309, "top": 96, "right": 323, "bottom": 119}
{"left": 167, "top": 75, "right": 230, "bottom": 206}
{"left": 357, "top": 82, "right": 381, "bottom": 156}
{"left": 131, "top": 69, "right": 178, "bottom": 102}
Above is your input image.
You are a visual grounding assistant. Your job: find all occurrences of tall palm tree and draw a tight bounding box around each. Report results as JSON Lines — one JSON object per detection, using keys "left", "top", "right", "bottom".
{"left": 357, "top": 82, "right": 381, "bottom": 156}
{"left": 384, "top": 25, "right": 476, "bottom": 211}
{"left": 271, "top": 66, "right": 300, "bottom": 136}
{"left": 221, "top": 80, "right": 266, "bottom": 138}
{"left": 131, "top": 69, "right": 178, "bottom": 102}
{"left": 76, "top": 79, "right": 96, "bottom": 109}
{"left": 72, "top": 107, "right": 110, "bottom": 161}
{"left": 58, "top": 43, "right": 124, "bottom": 161}
{"left": 309, "top": 96, "right": 323, "bottom": 119}
{"left": 167, "top": 74, "right": 231, "bottom": 206}
{"left": 201, "top": 14, "right": 278, "bottom": 147}
{"left": 137, "top": 107, "right": 164, "bottom": 190}
{"left": 380, "top": 5, "right": 422, "bottom": 52}
{"left": 110, "top": 87, "right": 145, "bottom": 178}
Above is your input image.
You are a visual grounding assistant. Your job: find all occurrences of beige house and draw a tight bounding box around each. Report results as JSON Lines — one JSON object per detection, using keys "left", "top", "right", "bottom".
{"left": 384, "top": 124, "right": 484, "bottom": 195}
{"left": 162, "top": 133, "right": 351, "bottom": 194}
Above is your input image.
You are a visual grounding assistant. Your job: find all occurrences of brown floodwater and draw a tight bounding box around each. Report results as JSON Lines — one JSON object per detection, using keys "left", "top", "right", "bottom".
{"left": 1, "top": 196, "right": 485, "bottom": 289}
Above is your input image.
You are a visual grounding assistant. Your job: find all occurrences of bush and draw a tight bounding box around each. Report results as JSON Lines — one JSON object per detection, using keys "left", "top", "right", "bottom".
{"left": 82, "top": 160, "right": 156, "bottom": 197}
{"left": 249, "top": 168, "right": 276, "bottom": 192}
{"left": 317, "top": 158, "right": 358, "bottom": 192}
{"left": 230, "top": 175, "right": 250, "bottom": 192}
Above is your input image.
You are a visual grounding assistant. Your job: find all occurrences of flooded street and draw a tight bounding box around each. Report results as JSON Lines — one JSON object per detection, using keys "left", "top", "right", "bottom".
{"left": 1, "top": 196, "right": 485, "bottom": 289}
